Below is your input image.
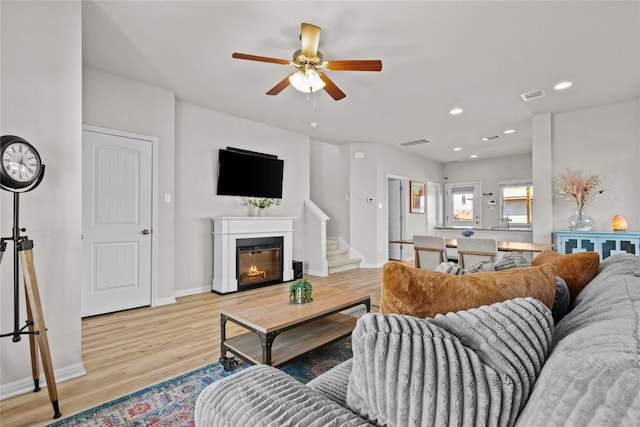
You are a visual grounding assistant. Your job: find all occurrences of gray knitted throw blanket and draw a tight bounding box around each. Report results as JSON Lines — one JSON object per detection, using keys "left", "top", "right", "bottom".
{"left": 346, "top": 297, "right": 554, "bottom": 427}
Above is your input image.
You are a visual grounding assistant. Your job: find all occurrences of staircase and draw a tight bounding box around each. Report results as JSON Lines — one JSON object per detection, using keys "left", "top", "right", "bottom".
{"left": 327, "top": 238, "right": 361, "bottom": 274}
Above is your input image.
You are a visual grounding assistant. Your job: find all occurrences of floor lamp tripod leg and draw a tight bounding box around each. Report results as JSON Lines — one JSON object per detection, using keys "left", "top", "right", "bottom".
{"left": 25, "top": 296, "right": 41, "bottom": 392}
{"left": 19, "top": 242, "right": 62, "bottom": 419}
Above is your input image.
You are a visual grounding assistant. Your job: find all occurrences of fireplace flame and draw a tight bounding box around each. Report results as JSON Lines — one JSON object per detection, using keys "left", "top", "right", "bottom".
{"left": 247, "top": 265, "right": 267, "bottom": 280}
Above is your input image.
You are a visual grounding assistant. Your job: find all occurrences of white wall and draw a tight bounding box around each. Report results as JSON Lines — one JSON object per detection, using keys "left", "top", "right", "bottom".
{"left": 310, "top": 140, "right": 349, "bottom": 240}
{"left": 443, "top": 100, "right": 640, "bottom": 243}
{"left": 1, "top": 0, "right": 84, "bottom": 392}
{"left": 174, "top": 101, "right": 310, "bottom": 294}
{"left": 531, "top": 113, "right": 553, "bottom": 243}
{"left": 375, "top": 144, "right": 443, "bottom": 266}
{"left": 82, "top": 67, "right": 177, "bottom": 303}
{"left": 348, "top": 143, "right": 380, "bottom": 265}
{"left": 314, "top": 142, "right": 443, "bottom": 267}
{"left": 551, "top": 99, "right": 640, "bottom": 231}
{"left": 83, "top": 70, "right": 311, "bottom": 296}
{"left": 531, "top": 99, "right": 640, "bottom": 241}
{"left": 443, "top": 154, "right": 533, "bottom": 228}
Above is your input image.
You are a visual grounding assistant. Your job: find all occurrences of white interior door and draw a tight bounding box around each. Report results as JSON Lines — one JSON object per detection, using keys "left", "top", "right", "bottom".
{"left": 388, "top": 178, "right": 403, "bottom": 260}
{"left": 82, "top": 129, "right": 153, "bottom": 317}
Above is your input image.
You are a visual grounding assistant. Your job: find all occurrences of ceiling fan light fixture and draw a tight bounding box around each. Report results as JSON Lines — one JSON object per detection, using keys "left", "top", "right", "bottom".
{"left": 289, "top": 69, "right": 326, "bottom": 93}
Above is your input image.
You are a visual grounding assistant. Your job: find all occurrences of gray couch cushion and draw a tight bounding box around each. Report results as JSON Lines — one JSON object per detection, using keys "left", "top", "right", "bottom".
{"left": 346, "top": 297, "right": 554, "bottom": 427}
{"left": 494, "top": 252, "right": 532, "bottom": 270}
{"left": 195, "top": 364, "right": 373, "bottom": 427}
{"left": 435, "top": 261, "right": 465, "bottom": 274}
{"left": 464, "top": 260, "right": 496, "bottom": 273}
{"left": 516, "top": 253, "right": 640, "bottom": 426}
{"left": 307, "top": 358, "right": 353, "bottom": 406}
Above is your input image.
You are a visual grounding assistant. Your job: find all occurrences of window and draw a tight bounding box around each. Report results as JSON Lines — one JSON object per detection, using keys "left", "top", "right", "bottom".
{"left": 500, "top": 181, "right": 533, "bottom": 227}
{"left": 445, "top": 182, "right": 482, "bottom": 227}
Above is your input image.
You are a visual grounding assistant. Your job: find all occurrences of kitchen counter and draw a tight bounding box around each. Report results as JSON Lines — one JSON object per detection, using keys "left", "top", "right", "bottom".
{"left": 435, "top": 226, "right": 532, "bottom": 233}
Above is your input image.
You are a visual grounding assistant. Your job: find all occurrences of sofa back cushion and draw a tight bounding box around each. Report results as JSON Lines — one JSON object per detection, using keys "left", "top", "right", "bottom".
{"left": 517, "top": 253, "right": 640, "bottom": 426}
{"left": 530, "top": 250, "right": 599, "bottom": 302}
{"left": 380, "top": 261, "right": 556, "bottom": 318}
{"left": 346, "top": 298, "right": 554, "bottom": 427}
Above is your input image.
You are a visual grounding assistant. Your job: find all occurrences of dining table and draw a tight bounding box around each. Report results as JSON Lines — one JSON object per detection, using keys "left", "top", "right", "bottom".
{"left": 389, "top": 239, "right": 553, "bottom": 254}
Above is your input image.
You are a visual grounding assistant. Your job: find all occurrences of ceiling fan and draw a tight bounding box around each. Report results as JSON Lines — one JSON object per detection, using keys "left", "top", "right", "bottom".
{"left": 232, "top": 23, "right": 382, "bottom": 101}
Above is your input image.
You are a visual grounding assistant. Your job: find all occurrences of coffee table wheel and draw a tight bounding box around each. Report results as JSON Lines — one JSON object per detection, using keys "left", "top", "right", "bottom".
{"left": 219, "top": 356, "right": 238, "bottom": 371}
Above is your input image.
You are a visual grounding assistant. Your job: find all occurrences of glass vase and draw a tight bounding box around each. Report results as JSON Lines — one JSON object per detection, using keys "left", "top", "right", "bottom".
{"left": 568, "top": 209, "right": 593, "bottom": 231}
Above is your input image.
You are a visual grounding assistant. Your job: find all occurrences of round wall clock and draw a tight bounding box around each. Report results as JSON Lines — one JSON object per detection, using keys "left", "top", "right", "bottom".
{"left": 1, "top": 135, "right": 44, "bottom": 191}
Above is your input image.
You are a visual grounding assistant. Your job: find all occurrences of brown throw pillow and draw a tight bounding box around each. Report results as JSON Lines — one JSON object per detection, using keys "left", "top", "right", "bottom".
{"left": 531, "top": 250, "right": 600, "bottom": 302}
{"left": 380, "top": 262, "right": 557, "bottom": 318}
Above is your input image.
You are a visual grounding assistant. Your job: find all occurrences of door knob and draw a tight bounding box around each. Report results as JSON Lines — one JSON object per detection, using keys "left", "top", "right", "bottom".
{"left": 142, "top": 229, "right": 151, "bottom": 235}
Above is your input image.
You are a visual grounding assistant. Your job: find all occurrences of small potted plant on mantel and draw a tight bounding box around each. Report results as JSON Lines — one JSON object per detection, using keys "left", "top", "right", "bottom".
{"left": 289, "top": 279, "right": 313, "bottom": 304}
{"left": 242, "top": 197, "right": 281, "bottom": 216}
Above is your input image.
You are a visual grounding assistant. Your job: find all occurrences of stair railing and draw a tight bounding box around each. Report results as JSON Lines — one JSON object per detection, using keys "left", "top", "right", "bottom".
{"left": 303, "top": 200, "right": 329, "bottom": 276}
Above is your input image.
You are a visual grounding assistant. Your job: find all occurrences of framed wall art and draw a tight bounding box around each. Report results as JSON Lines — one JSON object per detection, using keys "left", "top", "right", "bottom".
{"left": 410, "top": 180, "right": 425, "bottom": 213}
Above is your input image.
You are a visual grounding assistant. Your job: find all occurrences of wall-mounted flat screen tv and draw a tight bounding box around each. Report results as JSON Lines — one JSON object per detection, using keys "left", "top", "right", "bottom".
{"left": 216, "top": 147, "right": 284, "bottom": 198}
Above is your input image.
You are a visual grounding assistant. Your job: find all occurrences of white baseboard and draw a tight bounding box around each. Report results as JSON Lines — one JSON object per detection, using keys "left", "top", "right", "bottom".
{"left": 154, "top": 296, "right": 177, "bottom": 306}
{"left": 174, "top": 286, "right": 211, "bottom": 298}
{"left": 359, "top": 262, "right": 386, "bottom": 269}
{"left": 0, "top": 362, "right": 86, "bottom": 401}
{"left": 306, "top": 269, "right": 328, "bottom": 277}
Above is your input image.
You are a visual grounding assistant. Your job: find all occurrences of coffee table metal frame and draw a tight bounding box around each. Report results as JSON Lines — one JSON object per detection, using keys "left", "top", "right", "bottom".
{"left": 220, "top": 292, "right": 370, "bottom": 368}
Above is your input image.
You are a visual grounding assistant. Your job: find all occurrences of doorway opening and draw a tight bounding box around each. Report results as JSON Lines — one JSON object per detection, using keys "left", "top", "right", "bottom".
{"left": 387, "top": 176, "right": 409, "bottom": 261}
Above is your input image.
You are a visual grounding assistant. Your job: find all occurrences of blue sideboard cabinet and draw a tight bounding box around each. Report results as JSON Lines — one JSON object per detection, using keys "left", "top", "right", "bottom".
{"left": 554, "top": 231, "right": 640, "bottom": 260}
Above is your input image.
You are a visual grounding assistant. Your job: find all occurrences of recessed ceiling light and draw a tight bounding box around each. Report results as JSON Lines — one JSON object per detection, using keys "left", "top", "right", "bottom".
{"left": 504, "top": 129, "right": 516, "bottom": 134}
{"left": 470, "top": 154, "right": 478, "bottom": 158}
{"left": 554, "top": 81, "right": 573, "bottom": 90}
{"left": 309, "top": 121, "right": 319, "bottom": 128}
{"left": 482, "top": 137, "right": 489, "bottom": 141}
{"left": 453, "top": 147, "right": 462, "bottom": 151}
{"left": 449, "top": 107, "right": 463, "bottom": 115}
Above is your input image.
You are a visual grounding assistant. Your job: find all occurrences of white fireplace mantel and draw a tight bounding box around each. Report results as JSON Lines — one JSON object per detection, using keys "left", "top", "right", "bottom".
{"left": 212, "top": 216, "right": 295, "bottom": 293}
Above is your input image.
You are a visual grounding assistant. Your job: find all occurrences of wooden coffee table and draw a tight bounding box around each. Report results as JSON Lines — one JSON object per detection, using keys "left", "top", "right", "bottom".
{"left": 220, "top": 286, "right": 370, "bottom": 368}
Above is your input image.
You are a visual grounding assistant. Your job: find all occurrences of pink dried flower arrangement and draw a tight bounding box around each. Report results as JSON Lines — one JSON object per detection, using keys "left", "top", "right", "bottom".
{"left": 553, "top": 170, "right": 605, "bottom": 210}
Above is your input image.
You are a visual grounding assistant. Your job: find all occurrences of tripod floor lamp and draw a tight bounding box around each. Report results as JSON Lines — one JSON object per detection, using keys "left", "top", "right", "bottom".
{"left": 0, "top": 135, "right": 61, "bottom": 419}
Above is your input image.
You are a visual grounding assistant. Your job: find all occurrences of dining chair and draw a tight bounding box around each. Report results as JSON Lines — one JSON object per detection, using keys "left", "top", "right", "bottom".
{"left": 413, "top": 235, "right": 447, "bottom": 270}
{"left": 457, "top": 238, "right": 498, "bottom": 269}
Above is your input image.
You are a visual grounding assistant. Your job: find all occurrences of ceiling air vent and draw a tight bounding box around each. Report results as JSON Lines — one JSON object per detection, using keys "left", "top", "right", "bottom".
{"left": 520, "top": 89, "right": 545, "bottom": 102}
{"left": 400, "top": 139, "right": 431, "bottom": 147}
{"left": 482, "top": 135, "right": 501, "bottom": 141}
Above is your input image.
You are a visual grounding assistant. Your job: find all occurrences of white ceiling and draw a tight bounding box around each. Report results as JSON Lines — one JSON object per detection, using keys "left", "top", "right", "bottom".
{"left": 82, "top": 1, "right": 640, "bottom": 163}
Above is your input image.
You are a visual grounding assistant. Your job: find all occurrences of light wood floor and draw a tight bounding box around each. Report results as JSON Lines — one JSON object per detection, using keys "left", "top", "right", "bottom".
{"left": 0, "top": 266, "right": 388, "bottom": 427}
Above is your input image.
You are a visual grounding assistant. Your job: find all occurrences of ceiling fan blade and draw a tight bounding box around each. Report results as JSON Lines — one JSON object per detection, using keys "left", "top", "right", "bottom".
{"left": 266, "top": 73, "right": 294, "bottom": 95}
{"left": 232, "top": 52, "right": 290, "bottom": 65}
{"left": 325, "top": 60, "right": 383, "bottom": 72}
{"left": 300, "top": 23, "right": 321, "bottom": 57}
{"left": 318, "top": 73, "right": 346, "bottom": 101}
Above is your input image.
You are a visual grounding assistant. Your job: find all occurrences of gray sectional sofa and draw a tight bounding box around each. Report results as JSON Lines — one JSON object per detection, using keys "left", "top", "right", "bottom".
{"left": 195, "top": 253, "right": 640, "bottom": 426}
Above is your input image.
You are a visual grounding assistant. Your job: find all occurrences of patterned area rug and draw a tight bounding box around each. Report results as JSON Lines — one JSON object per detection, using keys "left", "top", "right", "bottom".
{"left": 279, "top": 335, "right": 352, "bottom": 384}
{"left": 46, "top": 336, "right": 353, "bottom": 427}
